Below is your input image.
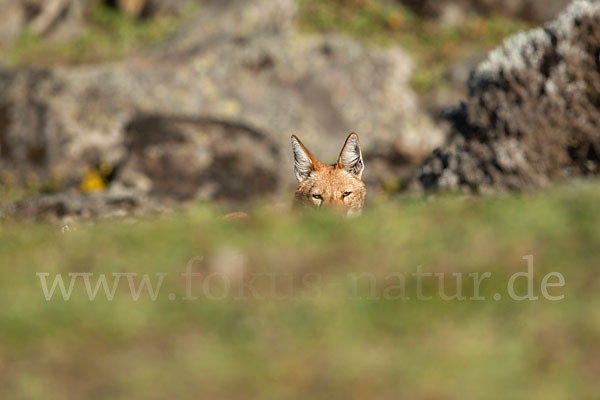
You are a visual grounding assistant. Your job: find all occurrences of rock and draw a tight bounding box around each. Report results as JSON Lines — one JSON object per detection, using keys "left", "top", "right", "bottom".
{"left": 447, "top": 52, "right": 488, "bottom": 91}
{"left": 0, "top": 0, "right": 26, "bottom": 49}
{"left": 0, "top": 0, "right": 87, "bottom": 46}
{"left": 120, "top": 116, "right": 280, "bottom": 203}
{"left": 398, "top": 0, "right": 574, "bottom": 24}
{"left": 113, "top": 0, "right": 191, "bottom": 18}
{"left": 0, "top": 0, "right": 443, "bottom": 205}
{"left": 1, "top": 187, "right": 165, "bottom": 222}
{"left": 421, "top": 52, "right": 486, "bottom": 123}
{"left": 413, "top": 1, "right": 600, "bottom": 192}
{"left": 142, "top": 0, "right": 189, "bottom": 17}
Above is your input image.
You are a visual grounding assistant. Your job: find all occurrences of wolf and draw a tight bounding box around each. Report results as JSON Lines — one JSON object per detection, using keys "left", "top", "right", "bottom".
{"left": 291, "top": 132, "right": 366, "bottom": 215}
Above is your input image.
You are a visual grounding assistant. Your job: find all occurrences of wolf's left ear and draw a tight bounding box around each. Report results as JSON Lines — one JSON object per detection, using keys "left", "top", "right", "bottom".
{"left": 338, "top": 132, "right": 364, "bottom": 178}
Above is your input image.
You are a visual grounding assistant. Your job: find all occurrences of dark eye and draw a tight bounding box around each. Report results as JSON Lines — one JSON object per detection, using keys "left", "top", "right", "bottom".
{"left": 312, "top": 193, "right": 322, "bottom": 200}
{"left": 343, "top": 191, "right": 352, "bottom": 197}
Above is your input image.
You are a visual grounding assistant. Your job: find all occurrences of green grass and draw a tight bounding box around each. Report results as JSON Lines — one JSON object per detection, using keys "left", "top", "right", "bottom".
{"left": 1, "top": 182, "right": 599, "bottom": 399}
{"left": 298, "top": 0, "right": 531, "bottom": 93}
{"left": 4, "top": 4, "right": 188, "bottom": 66}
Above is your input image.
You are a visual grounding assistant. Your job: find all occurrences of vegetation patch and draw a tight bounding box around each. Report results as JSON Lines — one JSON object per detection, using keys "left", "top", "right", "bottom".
{"left": 1, "top": 182, "right": 599, "bottom": 398}
{"left": 298, "top": 0, "right": 531, "bottom": 93}
{"left": 4, "top": 3, "right": 189, "bottom": 66}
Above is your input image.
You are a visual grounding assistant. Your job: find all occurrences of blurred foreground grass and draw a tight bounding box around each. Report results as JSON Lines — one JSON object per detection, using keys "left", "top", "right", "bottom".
{"left": 1, "top": 182, "right": 599, "bottom": 399}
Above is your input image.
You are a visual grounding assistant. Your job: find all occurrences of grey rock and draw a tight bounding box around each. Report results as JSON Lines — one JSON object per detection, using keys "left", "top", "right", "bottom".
{"left": 120, "top": 116, "right": 280, "bottom": 203}
{"left": 1, "top": 188, "right": 165, "bottom": 222}
{"left": 0, "top": 0, "right": 87, "bottom": 46}
{"left": 0, "top": 0, "right": 26, "bottom": 48}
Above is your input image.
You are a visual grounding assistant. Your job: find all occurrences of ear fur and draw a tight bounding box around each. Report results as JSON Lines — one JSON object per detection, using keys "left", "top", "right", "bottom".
{"left": 291, "top": 135, "right": 316, "bottom": 182}
{"left": 337, "top": 132, "right": 364, "bottom": 178}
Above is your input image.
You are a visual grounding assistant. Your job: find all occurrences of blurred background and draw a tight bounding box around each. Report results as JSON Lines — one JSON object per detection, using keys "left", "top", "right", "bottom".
{"left": 1, "top": 1, "right": 600, "bottom": 399}
{"left": 0, "top": 0, "right": 581, "bottom": 217}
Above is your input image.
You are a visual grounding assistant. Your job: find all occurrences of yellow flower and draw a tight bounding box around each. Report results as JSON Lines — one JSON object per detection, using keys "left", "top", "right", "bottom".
{"left": 80, "top": 168, "right": 106, "bottom": 193}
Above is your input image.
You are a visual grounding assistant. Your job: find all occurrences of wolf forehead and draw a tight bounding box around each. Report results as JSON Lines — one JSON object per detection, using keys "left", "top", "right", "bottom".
{"left": 300, "top": 166, "right": 361, "bottom": 188}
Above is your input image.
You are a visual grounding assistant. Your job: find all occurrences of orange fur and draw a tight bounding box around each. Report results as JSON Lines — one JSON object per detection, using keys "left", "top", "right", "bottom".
{"left": 291, "top": 133, "right": 366, "bottom": 215}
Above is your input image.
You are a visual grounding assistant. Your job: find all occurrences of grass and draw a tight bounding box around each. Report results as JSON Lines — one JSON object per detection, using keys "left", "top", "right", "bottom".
{"left": 1, "top": 181, "right": 599, "bottom": 399}
{"left": 4, "top": 3, "right": 187, "bottom": 66}
{"left": 297, "top": 0, "right": 531, "bottom": 93}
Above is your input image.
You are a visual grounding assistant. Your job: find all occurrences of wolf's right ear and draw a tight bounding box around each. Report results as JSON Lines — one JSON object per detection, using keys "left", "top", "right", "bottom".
{"left": 291, "top": 135, "right": 315, "bottom": 182}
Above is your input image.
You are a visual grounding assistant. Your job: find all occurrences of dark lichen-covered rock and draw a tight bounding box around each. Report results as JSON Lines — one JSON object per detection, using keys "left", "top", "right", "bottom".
{"left": 414, "top": 0, "right": 600, "bottom": 192}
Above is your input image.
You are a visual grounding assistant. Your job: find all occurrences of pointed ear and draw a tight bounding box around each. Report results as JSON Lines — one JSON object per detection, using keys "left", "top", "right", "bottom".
{"left": 337, "top": 132, "right": 364, "bottom": 178}
{"left": 291, "top": 135, "right": 316, "bottom": 182}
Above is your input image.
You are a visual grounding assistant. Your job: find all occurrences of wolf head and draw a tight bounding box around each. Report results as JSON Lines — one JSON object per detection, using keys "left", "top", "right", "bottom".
{"left": 291, "top": 133, "right": 366, "bottom": 215}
